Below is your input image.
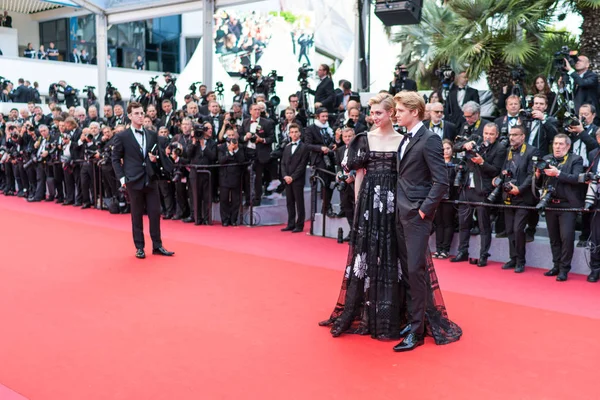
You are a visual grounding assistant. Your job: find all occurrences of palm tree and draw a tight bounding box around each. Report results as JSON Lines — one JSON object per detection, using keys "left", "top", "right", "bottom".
{"left": 568, "top": 1, "right": 600, "bottom": 71}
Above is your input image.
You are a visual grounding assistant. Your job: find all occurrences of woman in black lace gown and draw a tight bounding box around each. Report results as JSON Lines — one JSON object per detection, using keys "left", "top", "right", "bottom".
{"left": 319, "top": 93, "right": 462, "bottom": 345}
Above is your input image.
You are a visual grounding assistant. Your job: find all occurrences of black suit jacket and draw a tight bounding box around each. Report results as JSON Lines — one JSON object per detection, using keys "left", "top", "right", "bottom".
{"left": 454, "top": 139, "right": 507, "bottom": 196}
{"left": 310, "top": 76, "right": 335, "bottom": 112}
{"left": 570, "top": 70, "right": 599, "bottom": 112}
{"left": 111, "top": 127, "right": 161, "bottom": 190}
{"left": 388, "top": 78, "right": 418, "bottom": 95}
{"left": 457, "top": 118, "right": 490, "bottom": 139}
{"left": 494, "top": 115, "right": 523, "bottom": 137}
{"left": 537, "top": 153, "right": 584, "bottom": 207}
{"left": 303, "top": 124, "right": 335, "bottom": 168}
{"left": 570, "top": 125, "right": 599, "bottom": 164}
{"left": 238, "top": 117, "right": 275, "bottom": 164}
{"left": 523, "top": 116, "right": 558, "bottom": 156}
{"left": 396, "top": 125, "right": 449, "bottom": 219}
{"left": 501, "top": 144, "right": 539, "bottom": 205}
{"left": 281, "top": 141, "right": 309, "bottom": 184}
{"left": 445, "top": 86, "right": 480, "bottom": 124}
{"left": 218, "top": 145, "right": 245, "bottom": 188}
{"left": 423, "top": 119, "right": 457, "bottom": 142}
{"left": 10, "top": 85, "right": 29, "bottom": 103}
{"left": 335, "top": 91, "right": 359, "bottom": 110}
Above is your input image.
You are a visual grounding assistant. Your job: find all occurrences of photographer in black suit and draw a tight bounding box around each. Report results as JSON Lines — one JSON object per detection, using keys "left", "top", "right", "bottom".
{"left": 494, "top": 95, "right": 523, "bottom": 140}
{"left": 457, "top": 101, "right": 489, "bottom": 139}
{"left": 218, "top": 128, "right": 245, "bottom": 226}
{"left": 585, "top": 140, "right": 600, "bottom": 282}
{"left": 564, "top": 55, "right": 599, "bottom": 114}
{"left": 535, "top": 134, "right": 584, "bottom": 281}
{"left": 445, "top": 72, "right": 480, "bottom": 125}
{"left": 451, "top": 123, "right": 507, "bottom": 267}
{"left": 496, "top": 125, "right": 538, "bottom": 273}
{"left": 281, "top": 123, "right": 309, "bottom": 233}
{"left": 111, "top": 102, "right": 174, "bottom": 259}
{"left": 309, "top": 64, "right": 336, "bottom": 113}
{"left": 388, "top": 64, "right": 418, "bottom": 95}
{"left": 186, "top": 122, "right": 217, "bottom": 225}
{"left": 524, "top": 94, "right": 558, "bottom": 157}
{"left": 424, "top": 102, "right": 456, "bottom": 141}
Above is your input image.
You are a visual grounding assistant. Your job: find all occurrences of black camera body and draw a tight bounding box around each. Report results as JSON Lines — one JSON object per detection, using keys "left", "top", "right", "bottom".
{"left": 536, "top": 185, "right": 556, "bottom": 209}
{"left": 297, "top": 63, "right": 313, "bottom": 83}
{"left": 511, "top": 66, "right": 526, "bottom": 84}
{"left": 487, "top": 170, "right": 514, "bottom": 202}
{"left": 453, "top": 161, "right": 467, "bottom": 187}
{"left": 578, "top": 172, "right": 600, "bottom": 184}
{"left": 533, "top": 156, "right": 559, "bottom": 173}
{"left": 518, "top": 109, "right": 533, "bottom": 120}
{"left": 435, "top": 66, "right": 455, "bottom": 90}
{"left": 554, "top": 46, "right": 578, "bottom": 71}
{"left": 225, "top": 137, "right": 238, "bottom": 145}
{"left": 193, "top": 123, "right": 209, "bottom": 139}
{"left": 168, "top": 142, "right": 183, "bottom": 157}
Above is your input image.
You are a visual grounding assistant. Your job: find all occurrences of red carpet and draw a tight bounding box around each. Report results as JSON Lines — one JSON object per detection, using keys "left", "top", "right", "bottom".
{"left": 0, "top": 196, "right": 598, "bottom": 400}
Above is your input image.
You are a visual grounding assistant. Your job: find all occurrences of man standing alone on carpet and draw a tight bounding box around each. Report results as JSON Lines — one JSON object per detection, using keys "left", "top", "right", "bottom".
{"left": 111, "top": 102, "right": 174, "bottom": 259}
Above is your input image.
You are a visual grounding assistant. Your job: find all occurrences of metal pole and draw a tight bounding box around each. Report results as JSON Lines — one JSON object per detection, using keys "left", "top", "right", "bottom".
{"left": 95, "top": 13, "right": 108, "bottom": 117}
{"left": 202, "top": 0, "right": 215, "bottom": 90}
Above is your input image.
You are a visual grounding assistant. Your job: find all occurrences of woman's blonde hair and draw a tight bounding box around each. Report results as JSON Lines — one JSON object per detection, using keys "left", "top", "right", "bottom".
{"left": 393, "top": 91, "right": 425, "bottom": 120}
{"left": 368, "top": 92, "right": 395, "bottom": 116}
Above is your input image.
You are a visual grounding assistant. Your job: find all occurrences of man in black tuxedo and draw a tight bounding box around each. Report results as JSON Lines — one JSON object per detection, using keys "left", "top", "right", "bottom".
{"left": 444, "top": 71, "right": 480, "bottom": 125}
{"left": 497, "top": 125, "right": 538, "bottom": 273}
{"left": 494, "top": 95, "right": 523, "bottom": 140}
{"left": 202, "top": 101, "right": 224, "bottom": 137}
{"left": 388, "top": 64, "right": 418, "bottom": 95}
{"left": 238, "top": 103, "right": 275, "bottom": 206}
{"left": 565, "top": 55, "right": 599, "bottom": 115}
{"left": 451, "top": 123, "right": 507, "bottom": 267}
{"left": 392, "top": 91, "right": 449, "bottom": 352}
{"left": 185, "top": 123, "right": 217, "bottom": 224}
{"left": 111, "top": 102, "right": 174, "bottom": 259}
{"left": 218, "top": 128, "right": 245, "bottom": 226}
{"left": 523, "top": 94, "right": 558, "bottom": 157}
{"left": 585, "top": 137, "right": 600, "bottom": 282}
{"left": 535, "top": 134, "right": 584, "bottom": 282}
{"left": 335, "top": 80, "right": 359, "bottom": 112}
{"left": 10, "top": 79, "right": 30, "bottom": 103}
{"left": 424, "top": 102, "right": 456, "bottom": 141}
{"left": 160, "top": 99, "right": 178, "bottom": 138}
{"left": 161, "top": 73, "right": 177, "bottom": 108}
{"left": 457, "top": 101, "right": 489, "bottom": 140}
{"left": 281, "top": 123, "right": 309, "bottom": 233}
{"left": 309, "top": 64, "right": 336, "bottom": 113}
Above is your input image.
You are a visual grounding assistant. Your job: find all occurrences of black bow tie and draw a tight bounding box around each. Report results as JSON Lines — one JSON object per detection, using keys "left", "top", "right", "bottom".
{"left": 433, "top": 123, "right": 441, "bottom": 128}
{"left": 135, "top": 129, "right": 143, "bottom": 135}
{"left": 457, "top": 87, "right": 465, "bottom": 91}
{"left": 291, "top": 142, "right": 299, "bottom": 146}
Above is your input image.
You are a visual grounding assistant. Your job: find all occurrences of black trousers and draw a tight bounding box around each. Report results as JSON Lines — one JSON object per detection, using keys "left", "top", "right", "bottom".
{"left": 127, "top": 181, "right": 162, "bottom": 250}
{"left": 340, "top": 184, "right": 355, "bottom": 228}
{"left": 190, "top": 169, "right": 211, "bottom": 222}
{"left": 174, "top": 181, "right": 190, "bottom": 217}
{"left": 590, "top": 211, "right": 600, "bottom": 270}
{"left": 317, "top": 169, "right": 333, "bottom": 212}
{"left": 158, "top": 181, "right": 176, "bottom": 216}
{"left": 220, "top": 185, "right": 241, "bottom": 224}
{"left": 25, "top": 163, "right": 35, "bottom": 195}
{"left": 285, "top": 181, "right": 305, "bottom": 229}
{"left": 100, "top": 165, "right": 119, "bottom": 199}
{"left": 546, "top": 206, "right": 576, "bottom": 272}
{"left": 4, "top": 163, "right": 16, "bottom": 192}
{"left": 73, "top": 165, "right": 82, "bottom": 204}
{"left": 253, "top": 160, "right": 268, "bottom": 201}
{"left": 457, "top": 190, "right": 492, "bottom": 257}
{"left": 505, "top": 207, "right": 529, "bottom": 264}
{"left": 526, "top": 210, "right": 539, "bottom": 236}
{"left": 580, "top": 211, "right": 592, "bottom": 241}
{"left": 80, "top": 162, "right": 96, "bottom": 205}
{"left": 63, "top": 167, "right": 75, "bottom": 203}
{"left": 53, "top": 163, "right": 64, "bottom": 201}
{"left": 33, "top": 163, "right": 47, "bottom": 200}
{"left": 435, "top": 202, "right": 455, "bottom": 252}
{"left": 397, "top": 211, "right": 433, "bottom": 337}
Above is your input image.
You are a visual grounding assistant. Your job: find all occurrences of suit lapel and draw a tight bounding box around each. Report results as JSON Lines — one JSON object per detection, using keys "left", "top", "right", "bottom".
{"left": 400, "top": 125, "right": 425, "bottom": 163}
{"left": 128, "top": 128, "right": 145, "bottom": 161}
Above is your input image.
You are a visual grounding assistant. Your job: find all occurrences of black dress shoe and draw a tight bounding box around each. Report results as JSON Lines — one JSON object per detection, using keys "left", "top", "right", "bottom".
{"left": 587, "top": 270, "right": 600, "bottom": 283}
{"left": 182, "top": 217, "right": 194, "bottom": 223}
{"left": 152, "top": 247, "right": 174, "bottom": 256}
{"left": 62, "top": 201, "right": 73, "bottom": 206}
{"left": 230, "top": 222, "right": 238, "bottom": 227}
{"left": 393, "top": 333, "right": 424, "bottom": 352}
{"left": 450, "top": 251, "right": 468, "bottom": 263}
{"left": 525, "top": 233, "right": 535, "bottom": 243}
{"left": 162, "top": 214, "right": 173, "bottom": 220}
{"left": 470, "top": 226, "right": 480, "bottom": 235}
{"left": 74, "top": 202, "right": 82, "bottom": 207}
{"left": 514, "top": 263, "right": 525, "bottom": 273}
{"left": 45, "top": 197, "right": 55, "bottom": 202}
{"left": 502, "top": 260, "right": 516, "bottom": 270}
{"left": 495, "top": 231, "right": 507, "bottom": 238}
{"left": 544, "top": 267, "right": 559, "bottom": 277}
{"left": 172, "top": 214, "right": 182, "bottom": 221}
{"left": 281, "top": 226, "right": 294, "bottom": 232}
{"left": 398, "top": 324, "right": 411, "bottom": 338}
{"left": 135, "top": 249, "right": 146, "bottom": 259}
{"left": 556, "top": 271, "right": 568, "bottom": 282}
{"left": 477, "top": 255, "right": 488, "bottom": 267}
{"left": 292, "top": 228, "right": 303, "bottom": 233}
{"left": 27, "top": 197, "right": 41, "bottom": 202}
{"left": 222, "top": 221, "right": 230, "bottom": 227}
{"left": 81, "top": 203, "right": 91, "bottom": 209}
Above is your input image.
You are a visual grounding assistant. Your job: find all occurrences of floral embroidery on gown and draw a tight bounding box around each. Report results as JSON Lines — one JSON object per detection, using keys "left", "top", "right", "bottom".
{"left": 319, "top": 133, "right": 462, "bottom": 344}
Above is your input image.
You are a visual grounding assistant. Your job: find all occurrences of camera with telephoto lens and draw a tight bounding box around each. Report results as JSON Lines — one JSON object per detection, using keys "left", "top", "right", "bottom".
{"left": 533, "top": 156, "right": 559, "bottom": 174}
{"left": 23, "top": 155, "right": 37, "bottom": 170}
{"left": 215, "top": 81, "right": 225, "bottom": 96}
{"left": 578, "top": 172, "right": 600, "bottom": 184}
{"left": 344, "top": 118, "right": 356, "bottom": 129}
{"left": 297, "top": 64, "right": 313, "bottom": 83}
{"left": 453, "top": 161, "right": 467, "bottom": 187}
{"left": 511, "top": 66, "right": 526, "bottom": 84}
{"left": 395, "top": 64, "right": 409, "bottom": 79}
{"left": 435, "top": 66, "right": 455, "bottom": 91}
{"left": 171, "top": 166, "right": 185, "bottom": 183}
{"left": 168, "top": 142, "right": 183, "bottom": 157}
{"left": 241, "top": 65, "right": 261, "bottom": 87}
{"left": 584, "top": 179, "right": 598, "bottom": 210}
{"left": 563, "top": 112, "right": 581, "bottom": 134}
{"left": 465, "top": 140, "right": 489, "bottom": 160}
{"left": 331, "top": 165, "right": 349, "bottom": 192}
{"left": 554, "top": 46, "right": 578, "bottom": 71}
{"left": 189, "top": 81, "right": 202, "bottom": 95}
{"left": 536, "top": 185, "right": 556, "bottom": 209}
{"left": 225, "top": 136, "right": 238, "bottom": 145}
{"left": 487, "top": 170, "right": 515, "bottom": 202}
{"left": 193, "top": 123, "right": 209, "bottom": 139}
{"left": 518, "top": 109, "right": 533, "bottom": 120}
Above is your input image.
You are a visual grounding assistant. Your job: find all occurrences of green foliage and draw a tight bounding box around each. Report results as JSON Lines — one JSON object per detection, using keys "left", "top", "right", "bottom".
{"left": 269, "top": 11, "right": 299, "bottom": 25}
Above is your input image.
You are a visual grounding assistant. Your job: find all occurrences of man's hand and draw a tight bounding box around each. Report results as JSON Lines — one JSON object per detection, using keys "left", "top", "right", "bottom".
{"left": 463, "top": 141, "right": 476, "bottom": 151}
{"left": 41, "top": 150, "right": 48, "bottom": 158}
{"left": 284, "top": 176, "right": 292, "bottom": 184}
{"left": 502, "top": 85, "right": 508, "bottom": 94}
{"left": 567, "top": 122, "right": 584, "bottom": 135}
{"left": 535, "top": 169, "right": 541, "bottom": 180}
{"left": 94, "top": 152, "right": 100, "bottom": 159}
{"left": 148, "top": 153, "right": 157, "bottom": 163}
{"left": 544, "top": 165, "right": 560, "bottom": 177}
{"left": 508, "top": 183, "right": 520, "bottom": 196}
{"left": 244, "top": 132, "right": 252, "bottom": 141}
{"left": 564, "top": 58, "right": 573, "bottom": 72}
{"left": 321, "top": 146, "right": 329, "bottom": 154}
{"left": 338, "top": 104, "right": 344, "bottom": 111}
{"left": 165, "top": 147, "right": 171, "bottom": 155}
{"left": 531, "top": 110, "right": 545, "bottom": 120}
{"left": 315, "top": 102, "right": 322, "bottom": 108}
{"left": 471, "top": 154, "right": 484, "bottom": 165}
{"left": 419, "top": 210, "right": 426, "bottom": 220}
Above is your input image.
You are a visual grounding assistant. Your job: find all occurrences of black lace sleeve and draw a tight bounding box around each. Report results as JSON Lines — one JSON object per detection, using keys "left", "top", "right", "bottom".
{"left": 342, "top": 132, "right": 369, "bottom": 172}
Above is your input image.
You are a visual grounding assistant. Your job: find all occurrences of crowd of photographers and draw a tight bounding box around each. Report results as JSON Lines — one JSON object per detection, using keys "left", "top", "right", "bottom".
{"left": 0, "top": 52, "right": 599, "bottom": 282}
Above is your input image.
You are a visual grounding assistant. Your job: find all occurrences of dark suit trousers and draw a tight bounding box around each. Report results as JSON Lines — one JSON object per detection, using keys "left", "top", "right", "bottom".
{"left": 546, "top": 207, "right": 576, "bottom": 272}
{"left": 101, "top": 165, "right": 119, "bottom": 199}
{"left": 63, "top": 168, "right": 75, "bottom": 203}
{"left": 396, "top": 212, "right": 432, "bottom": 337}
{"left": 340, "top": 184, "right": 355, "bottom": 227}
{"left": 34, "top": 163, "right": 47, "bottom": 200}
{"left": 220, "top": 186, "right": 241, "bottom": 223}
{"left": 53, "top": 163, "right": 64, "bottom": 201}
{"left": 285, "top": 181, "right": 305, "bottom": 229}
{"left": 73, "top": 165, "right": 82, "bottom": 204}
{"left": 435, "top": 202, "right": 455, "bottom": 252}
{"left": 504, "top": 208, "right": 529, "bottom": 264}
{"left": 190, "top": 169, "right": 210, "bottom": 221}
{"left": 80, "top": 162, "right": 96, "bottom": 205}
{"left": 4, "top": 163, "right": 16, "bottom": 192}
{"left": 127, "top": 181, "right": 162, "bottom": 250}
{"left": 158, "top": 181, "right": 176, "bottom": 216}
{"left": 590, "top": 212, "right": 600, "bottom": 270}
{"left": 174, "top": 181, "right": 190, "bottom": 217}
{"left": 457, "top": 190, "right": 492, "bottom": 256}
